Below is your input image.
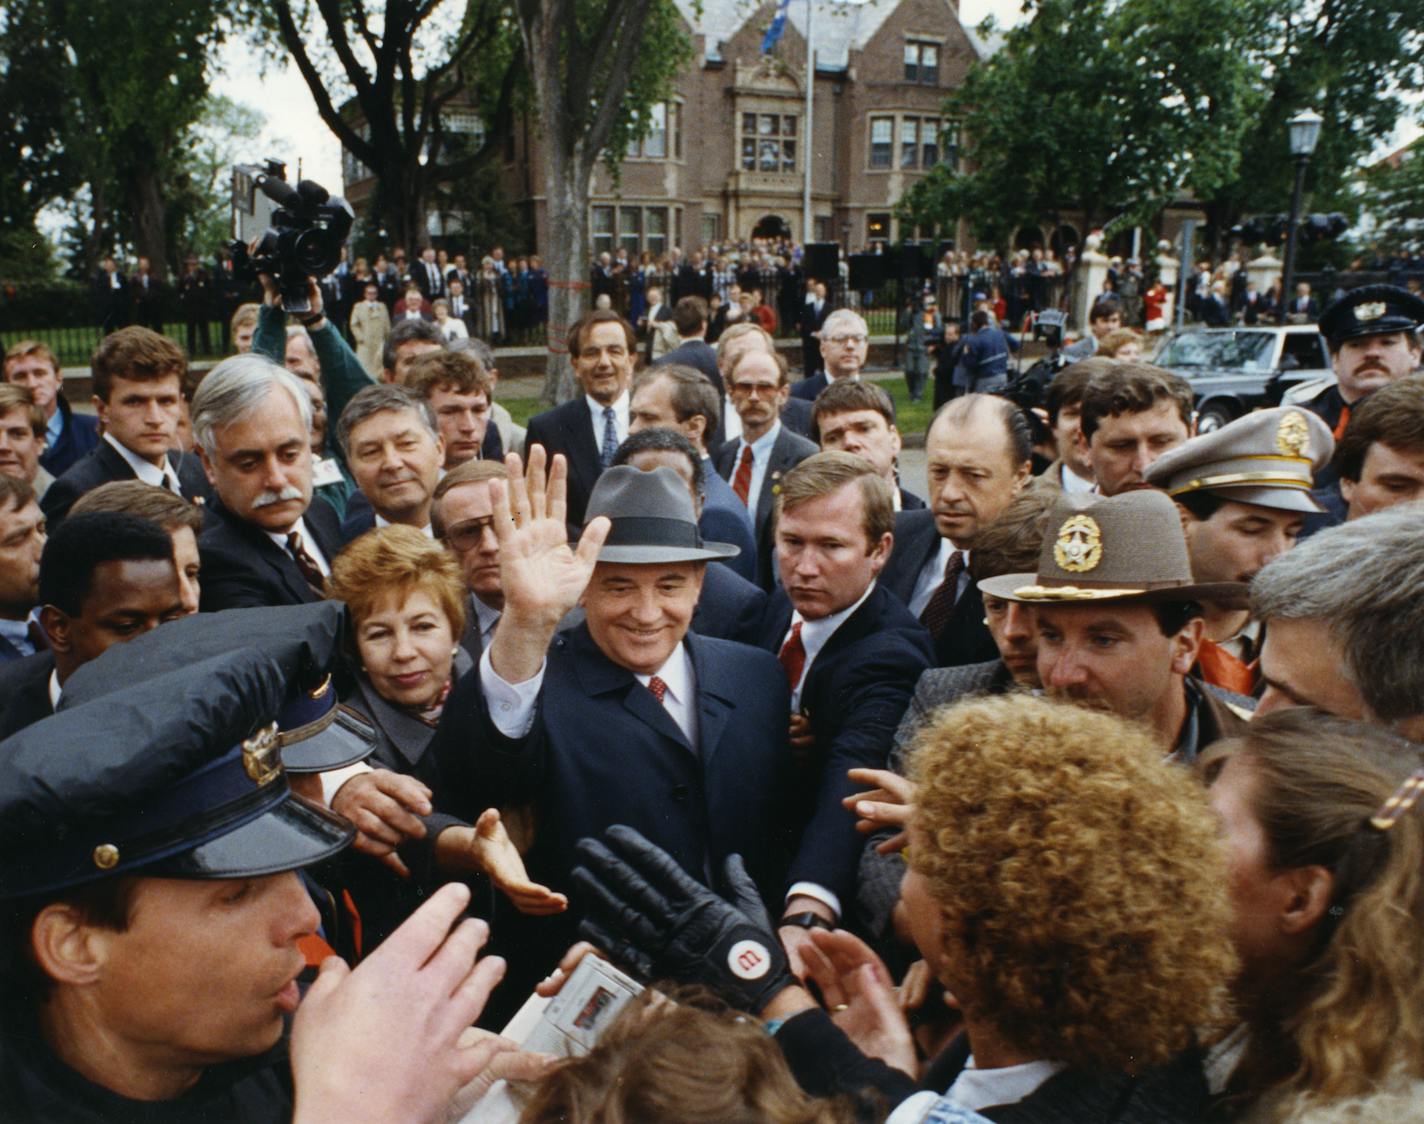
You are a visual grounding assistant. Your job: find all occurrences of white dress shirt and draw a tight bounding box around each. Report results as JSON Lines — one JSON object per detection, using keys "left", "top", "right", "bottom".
{"left": 374, "top": 514, "right": 434, "bottom": 538}
{"left": 480, "top": 640, "right": 697, "bottom": 749}
{"left": 586, "top": 392, "right": 629, "bottom": 461}
{"left": 1060, "top": 463, "right": 1095, "bottom": 494}
{"left": 104, "top": 432, "right": 181, "bottom": 494}
{"left": 265, "top": 516, "right": 332, "bottom": 577}
{"left": 471, "top": 594, "right": 501, "bottom": 652}
{"left": 907, "top": 537, "right": 970, "bottom": 619}
{"left": 731, "top": 420, "right": 782, "bottom": 524}
{"left": 781, "top": 582, "right": 876, "bottom": 921}
{"left": 886, "top": 1058, "right": 1065, "bottom": 1122}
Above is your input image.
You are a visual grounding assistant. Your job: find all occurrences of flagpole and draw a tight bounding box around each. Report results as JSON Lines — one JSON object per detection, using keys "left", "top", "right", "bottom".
{"left": 802, "top": 0, "right": 814, "bottom": 245}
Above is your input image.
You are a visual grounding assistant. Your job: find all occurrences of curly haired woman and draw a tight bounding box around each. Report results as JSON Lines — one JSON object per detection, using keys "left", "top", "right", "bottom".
{"left": 1200, "top": 708, "right": 1424, "bottom": 1121}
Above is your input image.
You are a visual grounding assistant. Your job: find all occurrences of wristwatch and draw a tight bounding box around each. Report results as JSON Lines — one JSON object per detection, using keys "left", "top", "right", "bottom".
{"left": 298, "top": 311, "right": 326, "bottom": 329}
{"left": 781, "top": 910, "right": 835, "bottom": 932}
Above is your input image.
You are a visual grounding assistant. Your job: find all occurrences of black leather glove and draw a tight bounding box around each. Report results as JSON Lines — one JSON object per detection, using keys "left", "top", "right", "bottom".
{"left": 571, "top": 824, "right": 795, "bottom": 1014}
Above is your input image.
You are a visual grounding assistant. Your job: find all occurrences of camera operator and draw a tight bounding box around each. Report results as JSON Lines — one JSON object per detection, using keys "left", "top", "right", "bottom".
{"left": 251, "top": 265, "right": 375, "bottom": 489}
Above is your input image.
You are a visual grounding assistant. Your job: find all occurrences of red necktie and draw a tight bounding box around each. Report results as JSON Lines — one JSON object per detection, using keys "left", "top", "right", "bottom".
{"left": 286, "top": 531, "right": 327, "bottom": 594}
{"left": 1333, "top": 403, "right": 1351, "bottom": 442}
{"left": 732, "top": 445, "right": 754, "bottom": 506}
{"left": 778, "top": 621, "right": 806, "bottom": 690}
{"left": 919, "top": 551, "right": 965, "bottom": 640}
{"left": 647, "top": 676, "right": 668, "bottom": 704}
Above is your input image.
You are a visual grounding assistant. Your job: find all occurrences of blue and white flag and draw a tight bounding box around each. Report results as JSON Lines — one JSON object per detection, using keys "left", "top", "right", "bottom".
{"left": 761, "top": 0, "right": 792, "bottom": 53}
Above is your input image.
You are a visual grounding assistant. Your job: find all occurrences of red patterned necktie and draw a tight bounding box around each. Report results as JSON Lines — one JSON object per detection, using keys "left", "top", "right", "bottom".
{"left": 732, "top": 445, "right": 754, "bottom": 506}
{"left": 647, "top": 675, "right": 669, "bottom": 704}
{"left": 919, "top": 551, "right": 965, "bottom": 641}
{"left": 286, "top": 531, "right": 327, "bottom": 594}
{"left": 778, "top": 621, "right": 806, "bottom": 689}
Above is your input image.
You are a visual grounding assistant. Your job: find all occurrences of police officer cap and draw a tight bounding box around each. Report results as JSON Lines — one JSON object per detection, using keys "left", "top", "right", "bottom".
{"left": 59, "top": 603, "right": 376, "bottom": 773}
{"left": 1144, "top": 407, "right": 1335, "bottom": 514}
{"left": 1319, "top": 284, "right": 1424, "bottom": 348}
{"left": 0, "top": 648, "right": 353, "bottom": 900}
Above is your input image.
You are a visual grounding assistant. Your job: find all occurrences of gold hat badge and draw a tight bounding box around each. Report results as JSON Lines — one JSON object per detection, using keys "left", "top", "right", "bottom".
{"left": 1355, "top": 302, "right": 1386, "bottom": 322}
{"left": 1275, "top": 410, "right": 1311, "bottom": 458}
{"left": 1054, "top": 514, "right": 1103, "bottom": 573}
{"left": 242, "top": 722, "right": 283, "bottom": 786}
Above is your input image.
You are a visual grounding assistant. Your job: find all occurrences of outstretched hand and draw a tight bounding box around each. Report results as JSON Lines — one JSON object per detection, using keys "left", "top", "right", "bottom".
{"left": 801, "top": 928, "right": 918, "bottom": 1078}
{"left": 473, "top": 808, "right": 568, "bottom": 915}
{"left": 290, "top": 883, "right": 509, "bottom": 1124}
{"left": 844, "top": 767, "right": 916, "bottom": 854}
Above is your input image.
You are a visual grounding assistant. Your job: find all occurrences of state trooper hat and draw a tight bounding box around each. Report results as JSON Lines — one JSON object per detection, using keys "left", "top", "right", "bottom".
{"left": 59, "top": 602, "right": 376, "bottom": 773}
{"left": 587, "top": 465, "right": 739, "bottom": 564}
{"left": 979, "top": 489, "right": 1248, "bottom": 606}
{"left": 0, "top": 649, "right": 354, "bottom": 900}
{"left": 1144, "top": 407, "right": 1335, "bottom": 514}
{"left": 1319, "top": 284, "right": 1424, "bottom": 349}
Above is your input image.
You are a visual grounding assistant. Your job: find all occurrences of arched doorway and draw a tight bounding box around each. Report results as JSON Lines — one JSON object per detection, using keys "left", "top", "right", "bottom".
{"left": 1050, "top": 224, "right": 1080, "bottom": 258}
{"left": 1013, "top": 225, "right": 1045, "bottom": 251}
{"left": 751, "top": 214, "right": 791, "bottom": 241}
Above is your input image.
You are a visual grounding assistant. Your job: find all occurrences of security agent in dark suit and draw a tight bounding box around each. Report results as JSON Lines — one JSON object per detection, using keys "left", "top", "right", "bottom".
{"left": 191, "top": 354, "right": 344, "bottom": 610}
{"left": 798, "top": 278, "right": 830, "bottom": 378}
{"left": 523, "top": 309, "right": 636, "bottom": 528}
{"left": 749, "top": 452, "right": 932, "bottom": 974}
{"left": 627, "top": 366, "right": 757, "bottom": 581}
{"left": 427, "top": 455, "right": 794, "bottom": 1014}
{"left": 0, "top": 512, "right": 188, "bottom": 738}
{"left": 612, "top": 427, "right": 768, "bottom": 645}
{"left": 654, "top": 295, "right": 726, "bottom": 396}
{"left": 811, "top": 378, "right": 927, "bottom": 512}
{"left": 879, "top": 394, "right": 1033, "bottom": 668}
{"left": 714, "top": 347, "right": 818, "bottom": 590}
{"left": 3, "top": 340, "right": 100, "bottom": 479}
{"left": 713, "top": 322, "right": 815, "bottom": 440}
{"left": 41, "top": 327, "right": 213, "bottom": 526}
{"left": 789, "top": 308, "right": 869, "bottom": 401}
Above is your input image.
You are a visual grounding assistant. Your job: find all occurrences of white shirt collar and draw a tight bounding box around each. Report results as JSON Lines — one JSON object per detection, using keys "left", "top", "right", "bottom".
{"left": 946, "top": 1056, "right": 1066, "bottom": 1113}
{"left": 49, "top": 668, "right": 62, "bottom": 709}
{"left": 1060, "top": 463, "right": 1095, "bottom": 494}
{"left": 585, "top": 390, "right": 629, "bottom": 426}
{"left": 264, "top": 515, "right": 331, "bottom": 576}
{"left": 374, "top": 513, "right": 434, "bottom": 537}
{"left": 632, "top": 640, "right": 692, "bottom": 701}
{"left": 792, "top": 581, "right": 876, "bottom": 672}
{"left": 103, "top": 432, "right": 177, "bottom": 490}
{"left": 740, "top": 419, "right": 781, "bottom": 457}
{"left": 471, "top": 594, "right": 501, "bottom": 642}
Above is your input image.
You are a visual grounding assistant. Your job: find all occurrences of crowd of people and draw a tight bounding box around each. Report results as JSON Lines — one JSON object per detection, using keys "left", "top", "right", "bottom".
{"left": 0, "top": 244, "right": 1422, "bottom": 1123}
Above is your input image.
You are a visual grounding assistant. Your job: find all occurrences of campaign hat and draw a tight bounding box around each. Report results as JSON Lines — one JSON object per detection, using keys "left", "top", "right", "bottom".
{"left": 59, "top": 602, "right": 375, "bottom": 773}
{"left": 979, "top": 489, "right": 1247, "bottom": 605}
{"left": 1143, "top": 407, "right": 1334, "bottom": 514}
{"left": 587, "top": 465, "right": 739, "bottom": 564}
{"left": 0, "top": 648, "right": 354, "bottom": 900}
{"left": 1319, "top": 284, "right": 1424, "bottom": 348}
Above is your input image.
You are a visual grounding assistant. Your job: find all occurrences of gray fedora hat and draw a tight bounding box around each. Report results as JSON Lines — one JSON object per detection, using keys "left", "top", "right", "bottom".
{"left": 587, "top": 465, "right": 740, "bottom": 564}
{"left": 979, "top": 489, "right": 1248, "bottom": 605}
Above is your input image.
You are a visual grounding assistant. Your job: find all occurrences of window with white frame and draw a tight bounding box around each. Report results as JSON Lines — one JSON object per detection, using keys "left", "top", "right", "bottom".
{"left": 904, "top": 40, "right": 940, "bottom": 84}
{"left": 740, "top": 112, "right": 797, "bottom": 173}
{"left": 870, "top": 113, "right": 953, "bottom": 170}
{"left": 628, "top": 102, "right": 682, "bottom": 160}
{"left": 869, "top": 117, "right": 893, "bottom": 169}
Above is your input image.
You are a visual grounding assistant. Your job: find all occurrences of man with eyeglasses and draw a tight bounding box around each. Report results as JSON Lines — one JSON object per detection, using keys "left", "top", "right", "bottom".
{"left": 790, "top": 309, "right": 869, "bottom": 401}
{"left": 431, "top": 458, "right": 511, "bottom": 659}
{"left": 715, "top": 348, "right": 817, "bottom": 589}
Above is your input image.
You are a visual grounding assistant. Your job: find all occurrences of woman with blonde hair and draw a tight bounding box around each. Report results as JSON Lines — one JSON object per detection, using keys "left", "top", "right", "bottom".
{"left": 1200, "top": 708, "right": 1424, "bottom": 1120}
{"left": 570, "top": 695, "right": 1237, "bottom": 1122}
{"left": 326, "top": 524, "right": 564, "bottom": 950}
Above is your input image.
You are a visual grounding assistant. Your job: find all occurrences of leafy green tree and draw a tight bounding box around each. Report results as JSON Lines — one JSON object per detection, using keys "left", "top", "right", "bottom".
{"left": 899, "top": 0, "right": 1263, "bottom": 249}
{"left": 263, "top": 0, "right": 525, "bottom": 255}
{"left": 1360, "top": 140, "right": 1424, "bottom": 254}
{"left": 515, "top": 0, "right": 691, "bottom": 400}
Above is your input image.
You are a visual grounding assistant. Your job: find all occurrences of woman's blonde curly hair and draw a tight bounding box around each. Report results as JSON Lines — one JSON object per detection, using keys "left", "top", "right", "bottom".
{"left": 906, "top": 694, "right": 1236, "bottom": 1073}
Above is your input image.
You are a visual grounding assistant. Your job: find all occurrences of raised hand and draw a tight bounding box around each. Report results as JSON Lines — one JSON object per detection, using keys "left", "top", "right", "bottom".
{"left": 487, "top": 446, "right": 609, "bottom": 685}
{"left": 843, "top": 766, "right": 916, "bottom": 854}
{"left": 801, "top": 928, "right": 917, "bottom": 1078}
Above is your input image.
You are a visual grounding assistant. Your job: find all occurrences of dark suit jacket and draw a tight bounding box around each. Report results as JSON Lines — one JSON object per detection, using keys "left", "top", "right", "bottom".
{"left": 428, "top": 624, "right": 794, "bottom": 1008}
{"left": 788, "top": 371, "right": 829, "bottom": 402}
{"left": 41, "top": 441, "right": 213, "bottom": 526}
{"left": 692, "top": 559, "right": 767, "bottom": 645}
{"left": 879, "top": 509, "right": 999, "bottom": 669}
{"left": 655, "top": 339, "right": 725, "bottom": 397}
{"left": 524, "top": 397, "right": 607, "bottom": 529}
{"left": 197, "top": 496, "right": 343, "bottom": 611}
{"left": 700, "top": 465, "right": 757, "bottom": 583}
{"left": 858, "top": 659, "right": 1016, "bottom": 940}
{"left": 779, "top": 396, "right": 815, "bottom": 440}
{"left": 898, "top": 486, "right": 926, "bottom": 512}
{"left": 0, "top": 651, "right": 55, "bottom": 738}
{"left": 713, "top": 425, "right": 819, "bottom": 589}
{"left": 38, "top": 398, "right": 100, "bottom": 479}
{"left": 338, "top": 491, "right": 375, "bottom": 543}
{"left": 755, "top": 586, "right": 933, "bottom": 907}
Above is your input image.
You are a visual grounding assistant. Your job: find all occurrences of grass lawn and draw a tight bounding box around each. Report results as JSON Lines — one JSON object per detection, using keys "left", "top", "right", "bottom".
{"left": 6, "top": 321, "right": 231, "bottom": 367}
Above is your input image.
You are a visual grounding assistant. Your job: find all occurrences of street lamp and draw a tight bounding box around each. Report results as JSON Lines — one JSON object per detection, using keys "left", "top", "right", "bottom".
{"left": 1278, "top": 108, "right": 1323, "bottom": 324}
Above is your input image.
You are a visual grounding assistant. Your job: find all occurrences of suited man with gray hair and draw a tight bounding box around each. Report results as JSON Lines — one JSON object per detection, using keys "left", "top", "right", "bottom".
{"left": 193, "top": 354, "right": 344, "bottom": 610}
{"left": 789, "top": 308, "right": 869, "bottom": 401}
{"left": 1252, "top": 501, "right": 1424, "bottom": 741}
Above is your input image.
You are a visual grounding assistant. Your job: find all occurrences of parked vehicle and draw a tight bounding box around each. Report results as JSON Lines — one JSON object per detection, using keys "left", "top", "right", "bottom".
{"left": 1152, "top": 326, "right": 1334, "bottom": 432}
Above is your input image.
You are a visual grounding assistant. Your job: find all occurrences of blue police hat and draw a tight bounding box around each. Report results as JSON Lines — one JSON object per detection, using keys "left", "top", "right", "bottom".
{"left": 0, "top": 648, "right": 353, "bottom": 900}
{"left": 59, "top": 603, "right": 374, "bottom": 773}
{"left": 1319, "top": 284, "right": 1424, "bottom": 349}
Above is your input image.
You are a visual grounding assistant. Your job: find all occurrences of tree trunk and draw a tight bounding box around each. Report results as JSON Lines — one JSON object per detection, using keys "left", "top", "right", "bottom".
{"left": 127, "top": 163, "right": 170, "bottom": 278}
{"left": 540, "top": 150, "right": 591, "bottom": 404}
